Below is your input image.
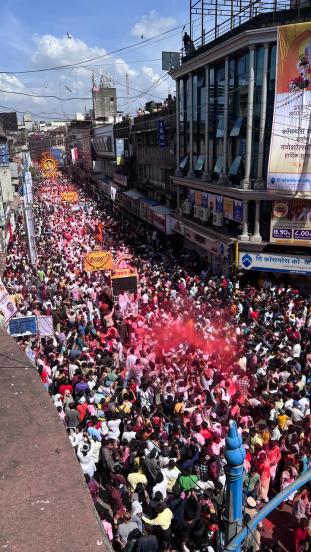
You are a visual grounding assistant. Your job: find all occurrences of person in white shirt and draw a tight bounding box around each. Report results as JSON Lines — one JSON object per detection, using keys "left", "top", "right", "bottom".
{"left": 126, "top": 348, "right": 137, "bottom": 371}
{"left": 162, "top": 461, "right": 180, "bottom": 492}
{"left": 152, "top": 471, "right": 168, "bottom": 499}
{"left": 292, "top": 341, "right": 301, "bottom": 358}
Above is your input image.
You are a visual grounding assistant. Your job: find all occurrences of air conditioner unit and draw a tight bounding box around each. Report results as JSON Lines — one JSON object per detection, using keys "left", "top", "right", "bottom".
{"left": 213, "top": 212, "right": 224, "bottom": 227}
{"left": 199, "top": 207, "right": 210, "bottom": 222}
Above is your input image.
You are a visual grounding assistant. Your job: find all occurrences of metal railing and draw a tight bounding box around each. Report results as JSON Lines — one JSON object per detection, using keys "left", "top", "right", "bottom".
{"left": 183, "top": 0, "right": 307, "bottom": 57}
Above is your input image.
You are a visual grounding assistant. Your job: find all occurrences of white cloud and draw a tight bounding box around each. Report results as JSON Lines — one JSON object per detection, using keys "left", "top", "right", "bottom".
{"left": 0, "top": 33, "right": 174, "bottom": 119}
{"left": 31, "top": 34, "right": 106, "bottom": 67}
{"left": 0, "top": 74, "right": 26, "bottom": 92}
{"left": 131, "top": 10, "right": 176, "bottom": 40}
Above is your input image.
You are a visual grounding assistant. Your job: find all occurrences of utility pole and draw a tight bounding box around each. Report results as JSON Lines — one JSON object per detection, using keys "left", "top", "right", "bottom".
{"left": 224, "top": 420, "right": 246, "bottom": 550}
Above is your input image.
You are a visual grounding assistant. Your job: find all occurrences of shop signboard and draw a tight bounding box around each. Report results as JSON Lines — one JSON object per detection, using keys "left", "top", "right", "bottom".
{"left": 158, "top": 119, "right": 166, "bottom": 147}
{"left": 239, "top": 251, "right": 311, "bottom": 275}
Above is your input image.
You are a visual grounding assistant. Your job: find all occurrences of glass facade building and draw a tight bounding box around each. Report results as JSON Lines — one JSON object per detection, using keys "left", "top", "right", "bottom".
{"left": 171, "top": 6, "right": 311, "bottom": 278}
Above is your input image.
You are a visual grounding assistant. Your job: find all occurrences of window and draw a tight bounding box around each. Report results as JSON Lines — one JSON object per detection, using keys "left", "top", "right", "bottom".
{"left": 229, "top": 156, "right": 242, "bottom": 175}
{"left": 214, "top": 156, "right": 223, "bottom": 174}
{"left": 216, "top": 118, "right": 224, "bottom": 138}
{"left": 230, "top": 117, "right": 243, "bottom": 137}
{"left": 195, "top": 155, "right": 205, "bottom": 171}
{"left": 179, "top": 156, "right": 189, "bottom": 170}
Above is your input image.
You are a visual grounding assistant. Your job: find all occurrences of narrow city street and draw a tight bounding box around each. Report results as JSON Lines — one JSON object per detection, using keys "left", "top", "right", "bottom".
{"left": 2, "top": 172, "right": 308, "bottom": 552}
{"left": 2, "top": 2, "right": 311, "bottom": 551}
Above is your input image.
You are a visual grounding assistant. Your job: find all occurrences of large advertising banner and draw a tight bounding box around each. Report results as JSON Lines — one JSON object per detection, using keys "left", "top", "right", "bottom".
{"left": 270, "top": 200, "right": 311, "bottom": 245}
{"left": 0, "top": 279, "right": 17, "bottom": 327}
{"left": 268, "top": 22, "right": 311, "bottom": 194}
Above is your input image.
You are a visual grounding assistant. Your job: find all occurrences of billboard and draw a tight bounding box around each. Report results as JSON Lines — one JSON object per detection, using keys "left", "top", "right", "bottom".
{"left": 267, "top": 22, "right": 311, "bottom": 194}
{"left": 116, "top": 139, "right": 125, "bottom": 166}
{"left": 270, "top": 200, "right": 311, "bottom": 245}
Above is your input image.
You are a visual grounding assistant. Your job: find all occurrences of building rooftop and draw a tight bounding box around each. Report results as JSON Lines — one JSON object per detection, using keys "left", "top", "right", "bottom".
{"left": 0, "top": 330, "right": 110, "bottom": 552}
{"left": 183, "top": 1, "right": 311, "bottom": 63}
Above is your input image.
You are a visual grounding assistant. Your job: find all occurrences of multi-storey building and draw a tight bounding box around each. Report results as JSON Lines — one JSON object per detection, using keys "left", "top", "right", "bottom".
{"left": 170, "top": 0, "right": 311, "bottom": 279}
{"left": 131, "top": 97, "right": 176, "bottom": 207}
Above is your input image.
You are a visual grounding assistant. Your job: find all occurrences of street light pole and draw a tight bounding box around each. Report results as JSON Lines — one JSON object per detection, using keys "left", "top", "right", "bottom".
{"left": 224, "top": 420, "right": 246, "bottom": 550}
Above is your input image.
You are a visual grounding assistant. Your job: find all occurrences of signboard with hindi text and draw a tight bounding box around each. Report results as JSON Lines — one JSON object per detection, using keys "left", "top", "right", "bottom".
{"left": 239, "top": 251, "right": 311, "bottom": 275}
{"left": 267, "top": 22, "right": 311, "bottom": 194}
{"left": 84, "top": 250, "right": 113, "bottom": 272}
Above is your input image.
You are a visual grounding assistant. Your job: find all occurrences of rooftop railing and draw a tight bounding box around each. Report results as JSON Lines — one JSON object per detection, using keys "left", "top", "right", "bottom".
{"left": 183, "top": 0, "right": 309, "bottom": 58}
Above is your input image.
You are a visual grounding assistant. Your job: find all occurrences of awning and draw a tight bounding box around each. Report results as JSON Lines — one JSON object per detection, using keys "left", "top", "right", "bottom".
{"left": 123, "top": 190, "right": 144, "bottom": 200}
{"left": 150, "top": 205, "right": 172, "bottom": 215}
{"left": 140, "top": 197, "right": 159, "bottom": 206}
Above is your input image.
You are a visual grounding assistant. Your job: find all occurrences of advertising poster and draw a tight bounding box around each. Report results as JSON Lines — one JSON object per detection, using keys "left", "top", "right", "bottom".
{"left": 233, "top": 200, "right": 243, "bottom": 222}
{"left": 223, "top": 197, "right": 233, "bottom": 219}
{"left": 84, "top": 250, "right": 113, "bottom": 272}
{"left": 0, "top": 279, "right": 17, "bottom": 327}
{"left": 270, "top": 200, "right": 311, "bottom": 245}
{"left": 194, "top": 191, "right": 203, "bottom": 206}
{"left": 268, "top": 22, "right": 311, "bottom": 194}
{"left": 116, "top": 139, "right": 125, "bottom": 166}
{"left": 216, "top": 195, "right": 223, "bottom": 212}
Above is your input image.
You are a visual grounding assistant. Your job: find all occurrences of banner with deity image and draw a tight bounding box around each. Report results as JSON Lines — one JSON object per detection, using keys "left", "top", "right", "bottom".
{"left": 268, "top": 22, "right": 311, "bottom": 195}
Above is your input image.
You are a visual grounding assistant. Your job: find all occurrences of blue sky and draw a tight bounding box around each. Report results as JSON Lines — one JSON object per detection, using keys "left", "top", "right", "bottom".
{"left": 0, "top": 1, "right": 189, "bottom": 120}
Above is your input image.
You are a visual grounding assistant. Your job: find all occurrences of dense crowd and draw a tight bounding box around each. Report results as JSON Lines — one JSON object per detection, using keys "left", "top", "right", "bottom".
{"left": 3, "top": 174, "right": 311, "bottom": 552}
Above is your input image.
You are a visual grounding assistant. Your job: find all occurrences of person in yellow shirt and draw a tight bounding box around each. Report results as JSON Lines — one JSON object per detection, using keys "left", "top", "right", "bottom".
{"left": 174, "top": 395, "right": 185, "bottom": 415}
{"left": 127, "top": 466, "right": 147, "bottom": 490}
{"left": 277, "top": 410, "right": 289, "bottom": 430}
{"left": 142, "top": 503, "right": 173, "bottom": 531}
